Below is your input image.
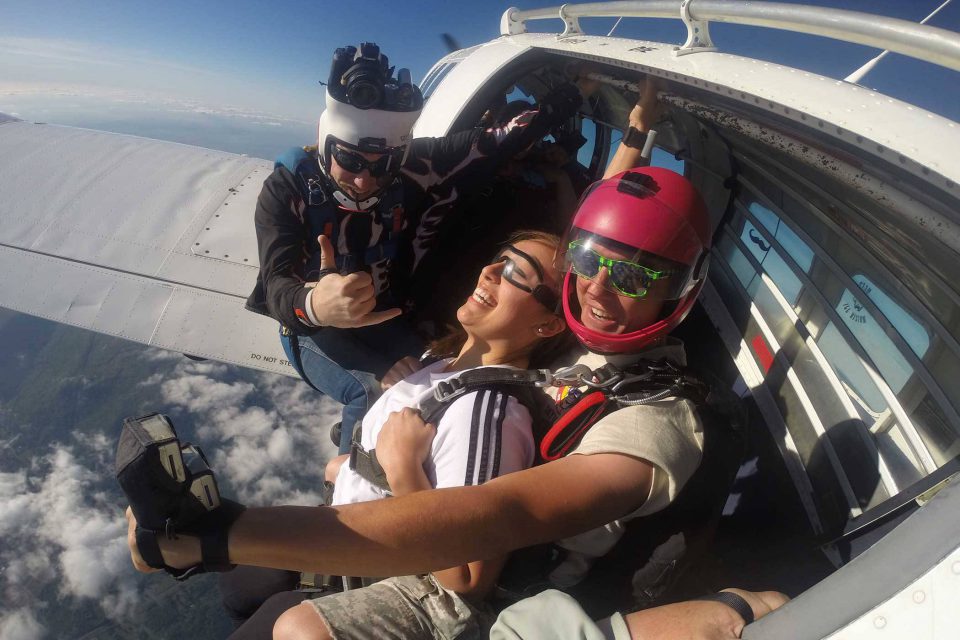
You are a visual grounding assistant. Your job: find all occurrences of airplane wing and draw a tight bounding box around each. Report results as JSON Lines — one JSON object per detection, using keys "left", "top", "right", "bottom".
{"left": 0, "top": 115, "right": 296, "bottom": 377}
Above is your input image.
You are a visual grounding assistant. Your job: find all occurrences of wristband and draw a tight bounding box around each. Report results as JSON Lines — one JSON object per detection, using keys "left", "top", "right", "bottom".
{"left": 697, "top": 591, "right": 755, "bottom": 626}
{"left": 622, "top": 126, "right": 648, "bottom": 150}
{"left": 697, "top": 591, "right": 753, "bottom": 626}
{"left": 303, "top": 268, "right": 338, "bottom": 327}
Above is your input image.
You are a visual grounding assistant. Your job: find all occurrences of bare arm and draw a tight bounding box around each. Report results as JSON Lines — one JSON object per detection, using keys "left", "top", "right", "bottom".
{"left": 623, "top": 589, "right": 790, "bottom": 639}
{"left": 130, "top": 452, "right": 653, "bottom": 578}
{"left": 604, "top": 75, "right": 664, "bottom": 179}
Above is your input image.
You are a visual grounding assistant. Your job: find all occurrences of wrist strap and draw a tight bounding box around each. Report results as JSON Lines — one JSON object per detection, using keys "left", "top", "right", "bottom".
{"left": 697, "top": 591, "right": 755, "bottom": 626}
{"left": 303, "top": 269, "right": 338, "bottom": 327}
{"left": 623, "top": 126, "right": 648, "bottom": 149}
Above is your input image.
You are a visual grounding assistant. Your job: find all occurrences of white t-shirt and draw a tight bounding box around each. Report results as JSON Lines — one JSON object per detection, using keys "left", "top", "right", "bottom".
{"left": 332, "top": 359, "right": 536, "bottom": 505}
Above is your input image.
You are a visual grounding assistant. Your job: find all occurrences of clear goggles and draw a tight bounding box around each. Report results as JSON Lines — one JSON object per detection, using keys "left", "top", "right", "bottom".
{"left": 491, "top": 245, "right": 560, "bottom": 313}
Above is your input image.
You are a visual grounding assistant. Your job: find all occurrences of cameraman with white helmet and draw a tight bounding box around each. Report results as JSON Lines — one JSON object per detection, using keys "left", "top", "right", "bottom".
{"left": 246, "top": 43, "right": 585, "bottom": 456}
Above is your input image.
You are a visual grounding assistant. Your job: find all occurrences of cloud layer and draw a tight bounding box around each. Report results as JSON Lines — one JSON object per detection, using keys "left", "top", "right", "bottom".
{"left": 0, "top": 350, "right": 339, "bottom": 638}
{"left": 156, "top": 358, "right": 339, "bottom": 505}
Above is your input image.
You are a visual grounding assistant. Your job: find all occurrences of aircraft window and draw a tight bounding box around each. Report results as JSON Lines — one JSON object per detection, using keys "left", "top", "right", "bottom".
{"left": 578, "top": 120, "right": 598, "bottom": 168}
{"left": 729, "top": 200, "right": 811, "bottom": 307}
{"left": 748, "top": 202, "right": 814, "bottom": 272}
{"left": 717, "top": 232, "right": 756, "bottom": 290}
{"left": 835, "top": 288, "right": 914, "bottom": 395}
{"left": 505, "top": 85, "right": 532, "bottom": 103}
{"left": 816, "top": 321, "right": 926, "bottom": 488}
{"left": 717, "top": 227, "right": 894, "bottom": 512}
{"left": 723, "top": 152, "right": 960, "bottom": 543}
{"left": 738, "top": 219, "right": 804, "bottom": 304}
{"left": 851, "top": 275, "right": 929, "bottom": 360}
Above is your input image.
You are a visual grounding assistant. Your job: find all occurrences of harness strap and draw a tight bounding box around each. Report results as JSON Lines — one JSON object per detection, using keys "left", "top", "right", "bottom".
{"left": 346, "top": 367, "right": 554, "bottom": 493}
{"left": 349, "top": 440, "right": 391, "bottom": 493}
{"left": 420, "top": 368, "right": 553, "bottom": 424}
{"left": 539, "top": 390, "right": 608, "bottom": 461}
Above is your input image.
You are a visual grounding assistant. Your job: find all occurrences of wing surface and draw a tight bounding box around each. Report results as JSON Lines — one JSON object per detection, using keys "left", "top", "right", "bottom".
{"left": 0, "top": 118, "right": 296, "bottom": 376}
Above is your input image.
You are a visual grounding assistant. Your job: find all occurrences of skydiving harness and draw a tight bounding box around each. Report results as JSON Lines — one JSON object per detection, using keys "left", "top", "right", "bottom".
{"left": 275, "top": 147, "right": 407, "bottom": 276}
{"left": 347, "top": 358, "right": 710, "bottom": 493}
{"left": 275, "top": 147, "right": 408, "bottom": 395}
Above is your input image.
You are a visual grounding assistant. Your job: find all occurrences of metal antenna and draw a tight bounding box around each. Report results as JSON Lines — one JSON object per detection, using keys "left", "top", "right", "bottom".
{"left": 607, "top": 16, "right": 623, "bottom": 37}
{"left": 845, "top": 0, "right": 954, "bottom": 84}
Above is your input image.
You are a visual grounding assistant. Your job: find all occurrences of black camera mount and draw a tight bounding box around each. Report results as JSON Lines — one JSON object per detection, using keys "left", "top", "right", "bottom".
{"left": 116, "top": 413, "right": 245, "bottom": 580}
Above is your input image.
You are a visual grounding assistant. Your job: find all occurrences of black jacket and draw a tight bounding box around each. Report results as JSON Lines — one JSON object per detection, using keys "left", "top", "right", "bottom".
{"left": 246, "top": 88, "right": 581, "bottom": 335}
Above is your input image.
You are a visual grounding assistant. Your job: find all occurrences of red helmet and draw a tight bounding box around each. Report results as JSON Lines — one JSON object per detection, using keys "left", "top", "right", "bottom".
{"left": 561, "top": 168, "right": 711, "bottom": 353}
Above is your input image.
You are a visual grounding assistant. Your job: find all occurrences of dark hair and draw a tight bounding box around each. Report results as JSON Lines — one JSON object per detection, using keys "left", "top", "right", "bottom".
{"left": 427, "top": 230, "right": 574, "bottom": 368}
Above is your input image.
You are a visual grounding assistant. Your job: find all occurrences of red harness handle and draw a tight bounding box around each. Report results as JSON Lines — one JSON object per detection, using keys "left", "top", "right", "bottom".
{"left": 539, "top": 391, "right": 608, "bottom": 461}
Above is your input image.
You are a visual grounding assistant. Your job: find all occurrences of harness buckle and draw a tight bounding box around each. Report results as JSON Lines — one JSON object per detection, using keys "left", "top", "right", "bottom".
{"left": 582, "top": 364, "right": 625, "bottom": 391}
{"left": 434, "top": 378, "right": 467, "bottom": 403}
{"left": 549, "top": 364, "right": 594, "bottom": 388}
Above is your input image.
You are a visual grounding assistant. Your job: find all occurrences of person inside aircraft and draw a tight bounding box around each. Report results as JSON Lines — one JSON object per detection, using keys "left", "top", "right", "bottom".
{"left": 267, "top": 231, "right": 569, "bottom": 640}
{"left": 410, "top": 97, "right": 583, "bottom": 331}
{"left": 125, "top": 161, "right": 709, "bottom": 624}
{"left": 127, "top": 79, "right": 752, "bottom": 638}
{"left": 246, "top": 42, "right": 585, "bottom": 455}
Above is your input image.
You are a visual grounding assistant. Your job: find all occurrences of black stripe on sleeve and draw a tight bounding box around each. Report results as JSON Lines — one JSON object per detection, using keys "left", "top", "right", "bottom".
{"left": 490, "top": 393, "right": 508, "bottom": 480}
{"left": 464, "top": 390, "right": 486, "bottom": 486}
{"left": 477, "top": 391, "right": 502, "bottom": 484}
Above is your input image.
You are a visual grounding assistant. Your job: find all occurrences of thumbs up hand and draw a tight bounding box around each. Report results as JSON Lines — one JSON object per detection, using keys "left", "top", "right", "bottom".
{"left": 307, "top": 235, "right": 402, "bottom": 328}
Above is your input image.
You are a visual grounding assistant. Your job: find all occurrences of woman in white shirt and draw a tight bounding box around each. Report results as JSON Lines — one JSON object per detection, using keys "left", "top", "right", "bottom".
{"left": 273, "top": 230, "right": 571, "bottom": 640}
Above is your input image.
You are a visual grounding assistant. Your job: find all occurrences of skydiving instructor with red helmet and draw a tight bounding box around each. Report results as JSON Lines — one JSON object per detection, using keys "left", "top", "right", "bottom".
{"left": 130, "top": 79, "right": 786, "bottom": 639}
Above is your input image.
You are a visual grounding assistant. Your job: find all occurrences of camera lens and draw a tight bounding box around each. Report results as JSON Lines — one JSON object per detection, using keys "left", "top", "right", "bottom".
{"left": 347, "top": 80, "right": 383, "bottom": 110}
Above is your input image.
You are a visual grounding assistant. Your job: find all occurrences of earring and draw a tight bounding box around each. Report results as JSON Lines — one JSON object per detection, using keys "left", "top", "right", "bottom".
{"left": 537, "top": 327, "right": 545, "bottom": 334}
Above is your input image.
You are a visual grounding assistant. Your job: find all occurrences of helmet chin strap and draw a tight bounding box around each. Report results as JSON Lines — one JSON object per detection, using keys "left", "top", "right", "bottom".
{"left": 331, "top": 188, "right": 380, "bottom": 212}
{"left": 318, "top": 157, "right": 382, "bottom": 212}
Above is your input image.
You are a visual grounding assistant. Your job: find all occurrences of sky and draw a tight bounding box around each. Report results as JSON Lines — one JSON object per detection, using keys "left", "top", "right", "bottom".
{"left": 0, "top": 0, "right": 958, "bottom": 152}
{"left": 0, "top": 1, "right": 958, "bottom": 638}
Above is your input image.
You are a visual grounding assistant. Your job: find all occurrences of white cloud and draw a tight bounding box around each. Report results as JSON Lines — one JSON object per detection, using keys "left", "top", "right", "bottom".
{"left": 156, "top": 359, "right": 338, "bottom": 505}
{"left": 0, "top": 442, "right": 133, "bottom": 628}
{"left": 0, "top": 351, "right": 338, "bottom": 632}
{"left": 0, "top": 608, "right": 45, "bottom": 640}
{"left": 0, "top": 37, "right": 210, "bottom": 76}
{"left": 0, "top": 33, "right": 319, "bottom": 125}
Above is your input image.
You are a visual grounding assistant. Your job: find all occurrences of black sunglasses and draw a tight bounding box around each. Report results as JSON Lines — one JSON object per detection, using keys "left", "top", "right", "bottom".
{"left": 330, "top": 145, "right": 400, "bottom": 178}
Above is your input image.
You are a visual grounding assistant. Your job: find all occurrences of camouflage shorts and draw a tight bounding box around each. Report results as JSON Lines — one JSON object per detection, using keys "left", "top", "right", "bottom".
{"left": 306, "top": 574, "right": 495, "bottom": 640}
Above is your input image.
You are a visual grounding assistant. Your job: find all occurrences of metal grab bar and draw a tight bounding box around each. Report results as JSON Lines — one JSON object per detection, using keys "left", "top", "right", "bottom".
{"left": 501, "top": 1, "right": 960, "bottom": 72}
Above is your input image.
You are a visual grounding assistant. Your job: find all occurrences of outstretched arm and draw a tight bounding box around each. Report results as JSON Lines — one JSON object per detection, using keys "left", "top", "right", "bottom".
{"left": 604, "top": 75, "right": 664, "bottom": 179}
{"left": 128, "top": 452, "right": 653, "bottom": 578}
{"left": 622, "top": 589, "right": 790, "bottom": 640}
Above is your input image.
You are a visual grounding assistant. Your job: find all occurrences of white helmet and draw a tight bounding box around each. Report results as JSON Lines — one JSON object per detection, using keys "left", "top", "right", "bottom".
{"left": 317, "top": 43, "right": 423, "bottom": 211}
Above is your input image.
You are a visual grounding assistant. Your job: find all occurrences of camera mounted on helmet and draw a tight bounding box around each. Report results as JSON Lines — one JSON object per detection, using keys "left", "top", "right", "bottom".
{"left": 558, "top": 168, "right": 711, "bottom": 354}
{"left": 328, "top": 43, "right": 423, "bottom": 112}
{"left": 317, "top": 42, "right": 424, "bottom": 211}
